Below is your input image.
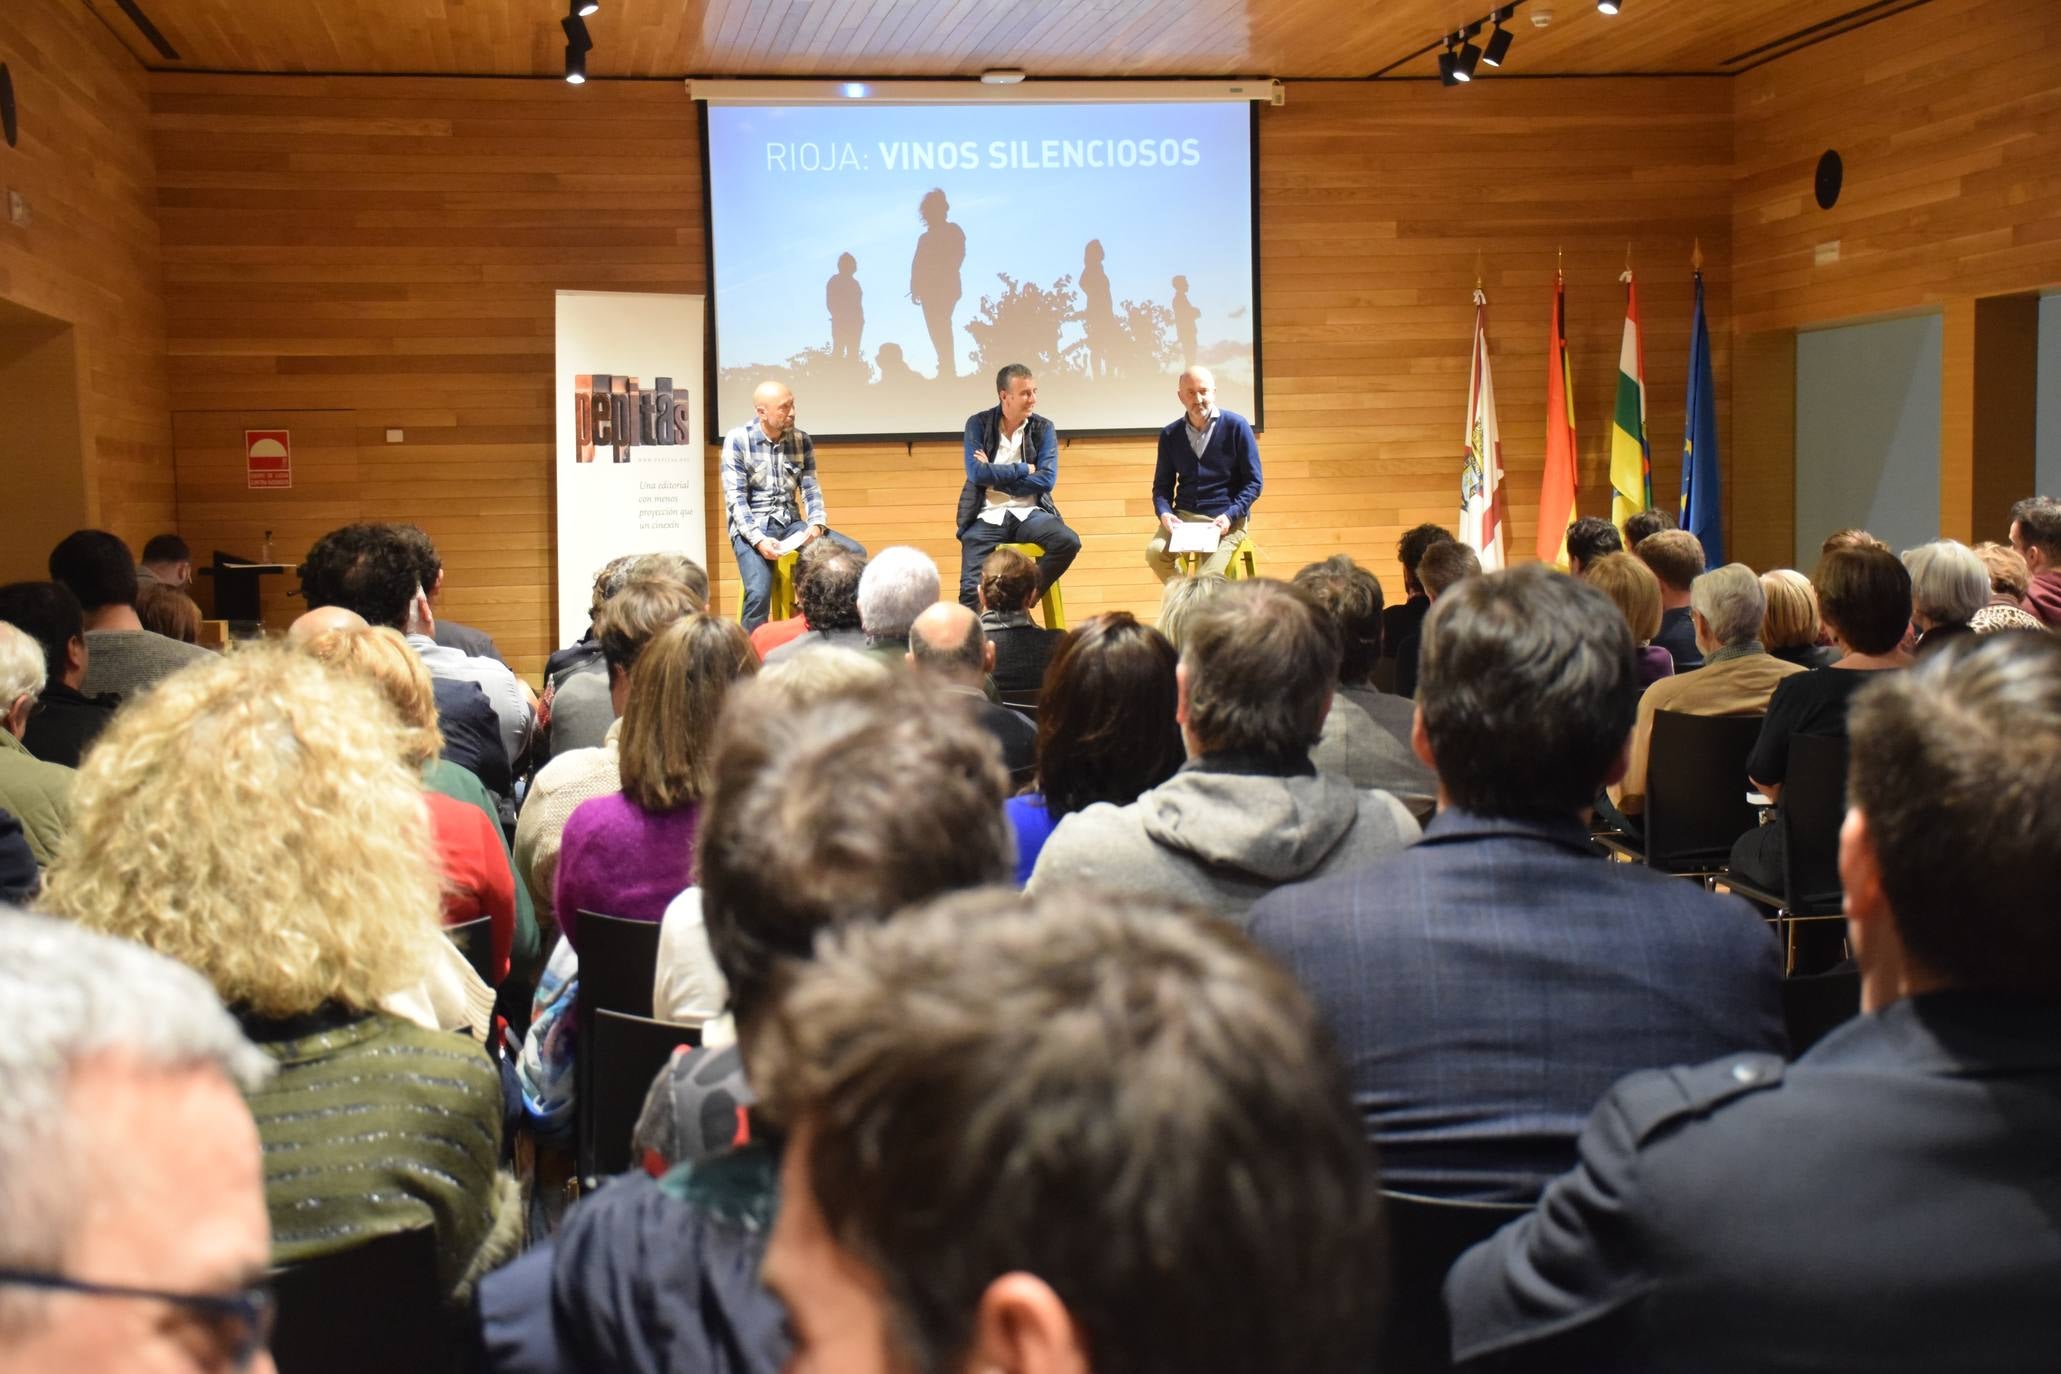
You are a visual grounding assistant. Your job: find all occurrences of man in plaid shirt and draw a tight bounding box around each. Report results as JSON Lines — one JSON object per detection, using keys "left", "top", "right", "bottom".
{"left": 722, "top": 381, "right": 866, "bottom": 629}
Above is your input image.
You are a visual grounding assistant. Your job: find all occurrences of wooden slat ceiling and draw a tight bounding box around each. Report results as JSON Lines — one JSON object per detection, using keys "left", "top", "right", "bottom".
{"left": 84, "top": 0, "right": 1929, "bottom": 81}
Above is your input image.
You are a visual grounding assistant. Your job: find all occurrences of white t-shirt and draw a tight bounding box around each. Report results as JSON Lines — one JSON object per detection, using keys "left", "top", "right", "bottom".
{"left": 979, "top": 418, "right": 1039, "bottom": 524}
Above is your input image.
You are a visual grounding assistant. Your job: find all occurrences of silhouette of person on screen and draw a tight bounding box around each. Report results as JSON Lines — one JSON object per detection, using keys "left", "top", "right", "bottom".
{"left": 1079, "top": 239, "right": 1116, "bottom": 382}
{"left": 1172, "top": 274, "right": 1200, "bottom": 368}
{"left": 909, "top": 188, "right": 965, "bottom": 381}
{"left": 874, "top": 342, "right": 922, "bottom": 386}
{"left": 827, "top": 252, "right": 863, "bottom": 365}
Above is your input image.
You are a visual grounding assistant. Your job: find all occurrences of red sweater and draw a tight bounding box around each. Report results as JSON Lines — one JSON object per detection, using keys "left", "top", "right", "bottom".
{"left": 425, "top": 791, "right": 516, "bottom": 982}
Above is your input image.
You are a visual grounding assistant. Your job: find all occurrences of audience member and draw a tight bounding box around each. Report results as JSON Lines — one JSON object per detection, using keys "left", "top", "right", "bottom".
{"left": 1729, "top": 547, "right": 1913, "bottom": 891}
{"left": 134, "top": 531, "right": 194, "bottom": 592}
{"left": 39, "top": 647, "right": 518, "bottom": 1304}
{"left": 1394, "top": 538, "right": 1482, "bottom": 698}
{"left": 556, "top": 614, "right": 756, "bottom": 942}
{"left": 1584, "top": 551, "right": 1676, "bottom": 687}
{"left": 1250, "top": 566, "right": 1782, "bottom": 1200}
{"left": 907, "top": 602, "right": 1037, "bottom": 784}
{"left": 1449, "top": 632, "right": 2061, "bottom": 1370}
{"left": 0, "top": 581, "right": 116, "bottom": 767}
{"left": 0, "top": 810, "right": 35, "bottom": 904}
{"left": 2008, "top": 495, "right": 2061, "bottom": 627}
{"left": 1902, "top": 539, "right": 1987, "bottom": 656}
{"left": 0, "top": 625, "right": 73, "bottom": 866}
{"left": 133, "top": 582, "right": 201, "bottom": 645}
{"left": 392, "top": 522, "right": 507, "bottom": 663}
{"left": 1029, "top": 580, "right": 1418, "bottom": 922}
{"left": 47, "top": 529, "right": 211, "bottom": 699}
{"left": 1636, "top": 528, "right": 1707, "bottom": 671}
{"left": 1620, "top": 506, "right": 1677, "bottom": 549}
{"left": 475, "top": 678, "right": 1012, "bottom": 1373}
{"left": 763, "top": 544, "right": 868, "bottom": 664}
{"left": 1155, "top": 569, "right": 1229, "bottom": 650}
{"left": 1383, "top": 522, "right": 1453, "bottom": 672}
{"left": 1608, "top": 562, "right": 1804, "bottom": 825}
{"left": 1007, "top": 612, "right": 1183, "bottom": 885}
{"left": 1564, "top": 515, "right": 1623, "bottom": 575}
{"left": 620, "top": 552, "right": 712, "bottom": 605}
{"left": 551, "top": 557, "right": 706, "bottom": 761}
{"left": 1971, "top": 540, "right": 2048, "bottom": 634}
{"left": 546, "top": 555, "right": 636, "bottom": 684}
{"left": 854, "top": 545, "right": 939, "bottom": 667}
{"left": 1821, "top": 526, "right": 1890, "bottom": 557}
{"left": 1295, "top": 555, "right": 1437, "bottom": 809}
{"left": 1759, "top": 567, "right": 1839, "bottom": 669}
{"left": 976, "top": 544, "right": 1062, "bottom": 699}
{"left": 0, "top": 914, "right": 274, "bottom": 1374}
{"left": 517, "top": 577, "right": 701, "bottom": 940}
{"left": 755, "top": 889, "right": 1388, "bottom": 1374}
{"left": 749, "top": 538, "right": 838, "bottom": 660}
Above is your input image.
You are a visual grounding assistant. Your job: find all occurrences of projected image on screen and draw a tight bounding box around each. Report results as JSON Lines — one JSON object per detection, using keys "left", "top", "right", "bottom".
{"left": 705, "top": 100, "right": 1258, "bottom": 438}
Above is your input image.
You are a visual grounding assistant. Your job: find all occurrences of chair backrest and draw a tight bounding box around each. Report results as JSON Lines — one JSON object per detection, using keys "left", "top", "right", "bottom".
{"left": 1644, "top": 710, "right": 1767, "bottom": 870}
{"left": 1378, "top": 1191, "right": 1530, "bottom": 1374}
{"left": 443, "top": 916, "right": 496, "bottom": 987}
{"left": 1780, "top": 733, "right": 1850, "bottom": 909}
{"left": 578, "top": 912, "right": 663, "bottom": 1020}
{"left": 268, "top": 1225, "right": 443, "bottom": 1374}
{"left": 586, "top": 1009, "right": 703, "bottom": 1179}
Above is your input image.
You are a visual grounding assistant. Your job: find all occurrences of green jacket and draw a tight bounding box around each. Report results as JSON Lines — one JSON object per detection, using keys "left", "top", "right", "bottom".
{"left": 424, "top": 757, "right": 540, "bottom": 977}
{"left": 0, "top": 730, "right": 74, "bottom": 866}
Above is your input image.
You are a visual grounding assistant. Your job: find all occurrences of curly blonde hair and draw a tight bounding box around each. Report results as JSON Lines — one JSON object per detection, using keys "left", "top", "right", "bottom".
{"left": 39, "top": 645, "right": 440, "bottom": 1017}
{"left": 299, "top": 625, "right": 444, "bottom": 769}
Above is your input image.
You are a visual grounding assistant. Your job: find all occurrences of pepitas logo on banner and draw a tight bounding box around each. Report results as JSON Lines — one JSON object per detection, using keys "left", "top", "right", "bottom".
{"left": 573, "top": 374, "right": 693, "bottom": 463}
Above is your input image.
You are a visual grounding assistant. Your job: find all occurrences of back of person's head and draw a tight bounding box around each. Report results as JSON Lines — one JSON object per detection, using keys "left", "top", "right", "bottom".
{"left": 1902, "top": 540, "right": 1989, "bottom": 627}
{"left": 1396, "top": 522, "right": 1454, "bottom": 596}
{"left": 139, "top": 533, "right": 191, "bottom": 568}
{"left": 978, "top": 545, "right": 1040, "bottom": 615}
{"left": 857, "top": 546, "right": 940, "bottom": 640}
{"left": 1820, "top": 527, "right": 1889, "bottom": 557}
{"left": 300, "top": 624, "right": 444, "bottom": 769}
{"left": 1621, "top": 508, "right": 1677, "bottom": 549}
{"left": 1975, "top": 541, "right": 2031, "bottom": 601}
{"left": 619, "top": 614, "right": 758, "bottom": 812}
{"left": 135, "top": 583, "right": 200, "bottom": 644}
{"left": 754, "top": 888, "right": 1386, "bottom": 1374}
{"left": 1421, "top": 564, "right": 1638, "bottom": 818}
{"left": 622, "top": 552, "right": 710, "bottom": 611}
{"left": 1689, "top": 563, "right": 1766, "bottom": 648}
{"left": 1813, "top": 547, "right": 1912, "bottom": 655}
{"left": 756, "top": 645, "right": 891, "bottom": 705}
{"left": 0, "top": 625, "right": 44, "bottom": 725}
{"left": 298, "top": 522, "right": 419, "bottom": 628}
{"left": 1849, "top": 633, "right": 2061, "bottom": 993}
{"left": 907, "top": 603, "right": 986, "bottom": 685}
{"left": 0, "top": 582, "right": 82, "bottom": 688}
{"left": 1635, "top": 528, "right": 1705, "bottom": 592}
{"left": 588, "top": 554, "right": 639, "bottom": 625}
{"left": 1759, "top": 568, "right": 1822, "bottom": 650}
{"left": 1181, "top": 580, "right": 1340, "bottom": 759}
{"left": 1156, "top": 571, "right": 1229, "bottom": 651}
{"left": 47, "top": 530, "right": 138, "bottom": 614}
{"left": 1419, "top": 540, "right": 1482, "bottom": 599}
{"left": 1565, "top": 516, "right": 1624, "bottom": 570}
{"left": 2009, "top": 496, "right": 2061, "bottom": 563}
{"left": 1037, "top": 612, "right": 1183, "bottom": 820}
{"left": 597, "top": 576, "right": 703, "bottom": 678}
{"left": 1294, "top": 555, "right": 1385, "bottom": 686}
{"left": 791, "top": 537, "right": 845, "bottom": 604}
{"left": 1583, "top": 552, "right": 1664, "bottom": 645}
{"left": 40, "top": 646, "right": 440, "bottom": 1018}
{"left": 389, "top": 523, "right": 442, "bottom": 598}
{"left": 799, "top": 546, "right": 866, "bottom": 633}
{"left": 697, "top": 678, "right": 1011, "bottom": 1040}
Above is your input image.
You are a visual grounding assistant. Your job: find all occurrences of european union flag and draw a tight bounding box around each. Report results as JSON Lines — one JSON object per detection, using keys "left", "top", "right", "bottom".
{"left": 1680, "top": 270, "right": 1723, "bottom": 566}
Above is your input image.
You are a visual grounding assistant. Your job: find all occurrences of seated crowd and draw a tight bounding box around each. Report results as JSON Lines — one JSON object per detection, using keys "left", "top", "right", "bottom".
{"left": 3, "top": 501, "right": 2059, "bottom": 1374}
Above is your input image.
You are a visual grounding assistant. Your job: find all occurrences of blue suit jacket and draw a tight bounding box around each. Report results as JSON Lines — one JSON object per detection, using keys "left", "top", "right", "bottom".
{"left": 1248, "top": 809, "right": 1785, "bottom": 1202}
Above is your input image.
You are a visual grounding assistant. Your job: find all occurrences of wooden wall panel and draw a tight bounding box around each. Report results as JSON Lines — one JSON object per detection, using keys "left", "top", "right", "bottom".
{"left": 0, "top": 0, "right": 174, "bottom": 547}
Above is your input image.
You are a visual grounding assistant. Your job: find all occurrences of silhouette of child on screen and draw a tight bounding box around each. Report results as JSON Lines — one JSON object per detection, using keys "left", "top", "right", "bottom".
{"left": 827, "top": 252, "right": 863, "bottom": 364}
{"left": 909, "top": 189, "right": 965, "bottom": 381}
{"left": 1172, "top": 274, "right": 1200, "bottom": 367}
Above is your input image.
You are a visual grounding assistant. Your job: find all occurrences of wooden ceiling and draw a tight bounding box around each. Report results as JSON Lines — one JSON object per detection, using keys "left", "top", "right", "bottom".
{"left": 83, "top": 0, "right": 1929, "bottom": 80}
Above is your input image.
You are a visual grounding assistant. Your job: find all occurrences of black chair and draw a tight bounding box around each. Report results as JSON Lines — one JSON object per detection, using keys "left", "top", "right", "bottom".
{"left": 1723, "top": 734, "right": 1850, "bottom": 968}
{"left": 586, "top": 1009, "right": 702, "bottom": 1178}
{"left": 573, "top": 911, "right": 665, "bottom": 1178}
{"left": 1600, "top": 711, "right": 1766, "bottom": 877}
{"left": 1378, "top": 1190, "right": 1530, "bottom": 1374}
{"left": 269, "top": 1225, "right": 446, "bottom": 1374}
{"left": 1782, "top": 963, "right": 1862, "bottom": 1055}
{"left": 443, "top": 915, "right": 496, "bottom": 987}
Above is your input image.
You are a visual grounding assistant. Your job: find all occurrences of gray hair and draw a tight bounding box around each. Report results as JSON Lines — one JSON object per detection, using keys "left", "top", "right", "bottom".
{"left": 1689, "top": 562, "right": 1767, "bottom": 647}
{"left": 857, "top": 547, "right": 941, "bottom": 640}
{"left": 1902, "top": 540, "right": 1989, "bottom": 626}
{"left": 1157, "top": 573, "right": 1230, "bottom": 652}
{"left": 0, "top": 912, "right": 271, "bottom": 1299}
{"left": 0, "top": 623, "right": 43, "bottom": 710}
{"left": 757, "top": 645, "right": 891, "bottom": 706}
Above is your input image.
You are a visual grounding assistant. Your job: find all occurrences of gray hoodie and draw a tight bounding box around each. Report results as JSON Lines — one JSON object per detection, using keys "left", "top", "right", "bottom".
{"left": 1026, "top": 760, "right": 1420, "bottom": 926}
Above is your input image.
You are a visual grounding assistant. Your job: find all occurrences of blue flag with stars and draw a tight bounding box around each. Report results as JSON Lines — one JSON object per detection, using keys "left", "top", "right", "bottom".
{"left": 1680, "top": 270, "right": 1723, "bottom": 566}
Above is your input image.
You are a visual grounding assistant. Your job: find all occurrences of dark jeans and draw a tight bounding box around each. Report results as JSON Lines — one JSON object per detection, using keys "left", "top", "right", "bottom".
{"left": 957, "top": 508, "right": 1081, "bottom": 610}
{"left": 731, "top": 518, "right": 866, "bottom": 630}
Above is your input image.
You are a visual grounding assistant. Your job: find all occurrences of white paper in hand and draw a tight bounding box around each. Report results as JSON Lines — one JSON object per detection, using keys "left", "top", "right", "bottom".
{"left": 1166, "top": 521, "right": 1222, "bottom": 555}
{"left": 773, "top": 528, "right": 812, "bottom": 555}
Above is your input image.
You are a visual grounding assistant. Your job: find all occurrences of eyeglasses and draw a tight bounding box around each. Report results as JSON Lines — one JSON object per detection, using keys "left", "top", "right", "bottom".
{"left": 0, "top": 1267, "right": 274, "bottom": 1371}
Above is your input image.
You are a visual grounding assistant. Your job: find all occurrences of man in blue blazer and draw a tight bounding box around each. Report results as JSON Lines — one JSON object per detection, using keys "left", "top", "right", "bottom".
{"left": 1248, "top": 565, "right": 1785, "bottom": 1203}
{"left": 954, "top": 364, "right": 1079, "bottom": 611}
{"left": 1146, "top": 366, "right": 1262, "bottom": 582}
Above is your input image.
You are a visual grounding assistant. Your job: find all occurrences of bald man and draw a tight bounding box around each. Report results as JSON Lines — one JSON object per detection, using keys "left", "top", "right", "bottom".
{"left": 1146, "top": 366, "right": 1263, "bottom": 583}
{"left": 286, "top": 604, "right": 367, "bottom": 644}
{"left": 721, "top": 381, "right": 867, "bottom": 630}
{"left": 906, "top": 602, "right": 1037, "bottom": 785}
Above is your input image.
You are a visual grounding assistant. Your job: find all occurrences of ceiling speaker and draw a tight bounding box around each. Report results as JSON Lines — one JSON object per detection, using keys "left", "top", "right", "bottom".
{"left": 1815, "top": 150, "right": 1843, "bottom": 210}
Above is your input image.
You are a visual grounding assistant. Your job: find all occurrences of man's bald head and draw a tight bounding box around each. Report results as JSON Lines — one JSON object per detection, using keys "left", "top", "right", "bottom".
{"left": 906, "top": 602, "right": 988, "bottom": 685}
{"left": 1180, "top": 365, "right": 1216, "bottom": 390}
{"left": 288, "top": 605, "right": 367, "bottom": 645}
{"left": 753, "top": 381, "right": 797, "bottom": 439}
{"left": 1178, "top": 367, "right": 1217, "bottom": 426}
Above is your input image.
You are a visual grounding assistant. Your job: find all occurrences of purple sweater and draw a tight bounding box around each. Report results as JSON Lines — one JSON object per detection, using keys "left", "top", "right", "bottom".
{"left": 554, "top": 793, "right": 701, "bottom": 950}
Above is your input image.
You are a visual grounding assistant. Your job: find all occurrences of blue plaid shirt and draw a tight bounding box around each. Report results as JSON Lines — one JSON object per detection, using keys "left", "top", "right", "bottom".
{"left": 721, "top": 420, "right": 829, "bottom": 544}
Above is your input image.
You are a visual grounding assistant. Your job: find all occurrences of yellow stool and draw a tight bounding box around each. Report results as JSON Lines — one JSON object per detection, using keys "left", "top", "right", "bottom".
{"left": 1177, "top": 530, "right": 1261, "bottom": 580}
{"left": 998, "top": 542, "right": 1065, "bottom": 630}
{"left": 736, "top": 549, "right": 800, "bottom": 625}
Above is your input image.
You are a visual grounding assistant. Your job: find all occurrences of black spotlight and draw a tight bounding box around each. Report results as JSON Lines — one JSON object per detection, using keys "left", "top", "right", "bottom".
{"left": 1439, "top": 36, "right": 1460, "bottom": 86}
{"left": 1482, "top": 8, "right": 1516, "bottom": 67}
{"left": 1598, "top": 0, "right": 1622, "bottom": 14}
{"left": 563, "top": 3, "right": 592, "bottom": 84}
{"left": 1455, "top": 33, "right": 1483, "bottom": 82}
{"left": 577, "top": 0, "right": 599, "bottom": 13}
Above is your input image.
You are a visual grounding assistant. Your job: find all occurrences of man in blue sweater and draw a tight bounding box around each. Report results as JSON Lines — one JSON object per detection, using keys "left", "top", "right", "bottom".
{"left": 1147, "top": 366, "right": 1263, "bottom": 581}
{"left": 953, "top": 363, "right": 1080, "bottom": 611}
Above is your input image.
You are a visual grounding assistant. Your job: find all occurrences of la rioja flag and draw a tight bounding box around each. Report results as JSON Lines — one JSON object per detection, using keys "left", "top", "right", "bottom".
{"left": 1461, "top": 287, "right": 1507, "bottom": 571}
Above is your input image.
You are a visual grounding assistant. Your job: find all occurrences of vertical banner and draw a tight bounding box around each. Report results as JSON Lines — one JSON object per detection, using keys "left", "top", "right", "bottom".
{"left": 554, "top": 291, "right": 707, "bottom": 647}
